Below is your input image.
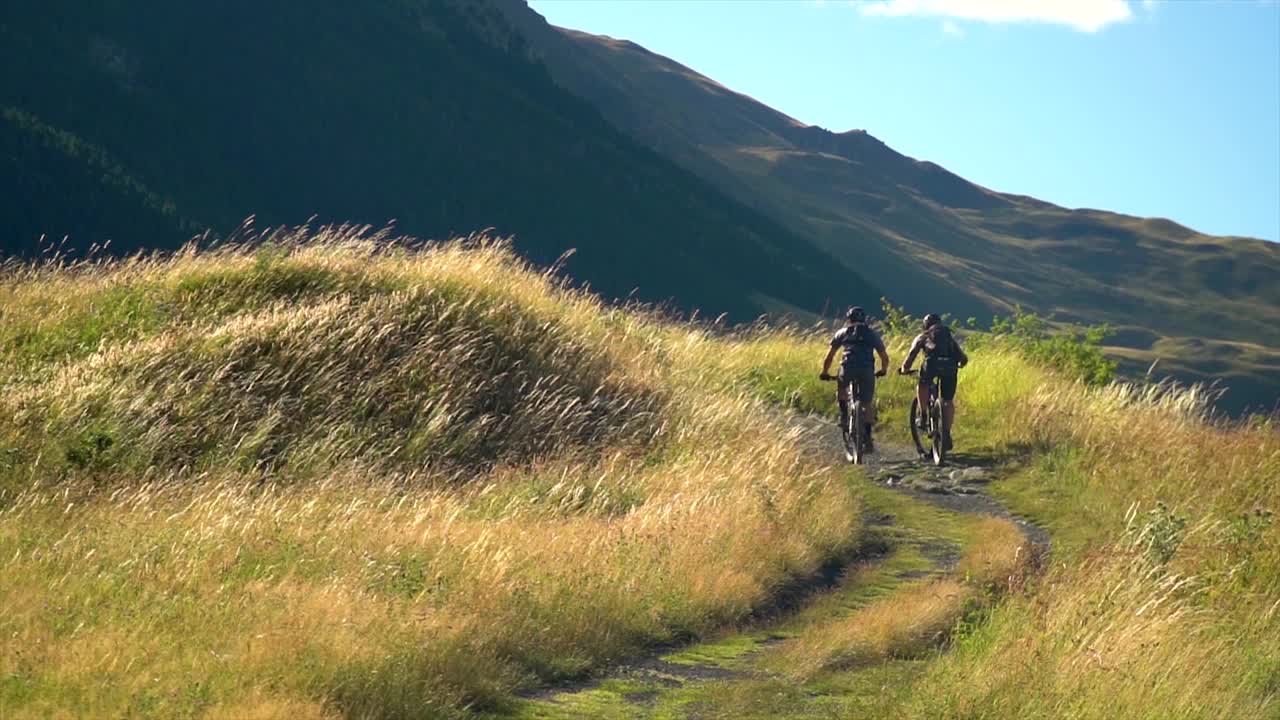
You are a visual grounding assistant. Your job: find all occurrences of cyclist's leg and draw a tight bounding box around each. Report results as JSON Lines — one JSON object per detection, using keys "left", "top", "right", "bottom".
{"left": 848, "top": 376, "right": 860, "bottom": 432}
{"left": 865, "top": 371, "right": 878, "bottom": 426}
{"left": 939, "top": 372, "right": 958, "bottom": 443}
{"left": 836, "top": 371, "right": 850, "bottom": 427}
{"left": 853, "top": 368, "right": 875, "bottom": 443}
{"left": 915, "top": 376, "right": 931, "bottom": 428}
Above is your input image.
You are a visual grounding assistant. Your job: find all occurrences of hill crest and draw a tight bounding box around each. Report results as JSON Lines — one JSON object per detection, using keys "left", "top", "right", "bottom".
{"left": 499, "top": 0, "right": 1280, "bottom": 413}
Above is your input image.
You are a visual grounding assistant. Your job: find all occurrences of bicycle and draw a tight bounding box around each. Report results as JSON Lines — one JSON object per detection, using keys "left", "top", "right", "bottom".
{"left": 820, "top": 372, "right": 878, "bottom": 465}
{"left": 899, "top": 369, "right": 946, "bottom": 466}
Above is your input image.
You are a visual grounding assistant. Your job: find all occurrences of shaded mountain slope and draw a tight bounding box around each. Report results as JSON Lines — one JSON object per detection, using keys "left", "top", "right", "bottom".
{"left": 0, "top": 0, "right": 879, "bottom": 320}
{"left": 0, "top": 107, "right": 198, "bottom": 254}
{"left": 499, "top": 0, "right": 1280, "bottom": 412}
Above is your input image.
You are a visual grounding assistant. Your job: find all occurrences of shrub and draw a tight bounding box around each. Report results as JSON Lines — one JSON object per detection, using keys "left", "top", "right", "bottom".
{"left": 987, "top": 307, "right": 1117, "bottom": 386}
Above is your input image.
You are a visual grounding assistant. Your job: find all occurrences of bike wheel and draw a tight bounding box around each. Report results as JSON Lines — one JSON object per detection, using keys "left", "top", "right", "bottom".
{"left": 909, "top": 397, "right": 928, "bottom": 459}
{"left": 840, "top": 411, "right": 853, "bottom": 462}
{"left": 847, "top": 401, "right": 864, "bottom": 464}
{"left": 929, "top": 401, "right": 945, "bottom": 466}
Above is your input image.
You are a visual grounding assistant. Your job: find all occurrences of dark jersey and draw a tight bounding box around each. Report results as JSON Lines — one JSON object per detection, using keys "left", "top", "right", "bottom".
{"left": 831, "top": 323, "right": 886, "bottom": 370}
{"left": 906, "top": 325, "right": 968, "bottom": 372}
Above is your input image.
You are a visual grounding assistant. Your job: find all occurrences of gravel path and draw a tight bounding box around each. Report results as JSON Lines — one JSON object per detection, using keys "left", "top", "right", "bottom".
{"left": 794, "top": 414, "right": 1051, "bottom": 549}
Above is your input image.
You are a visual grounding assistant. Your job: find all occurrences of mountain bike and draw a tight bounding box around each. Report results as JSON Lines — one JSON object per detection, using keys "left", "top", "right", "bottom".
{"left": 821, "top": 374, "right": 867, "bottom": 464}
{"left": 900, "top": 369, "right": 946, "bottom": 465}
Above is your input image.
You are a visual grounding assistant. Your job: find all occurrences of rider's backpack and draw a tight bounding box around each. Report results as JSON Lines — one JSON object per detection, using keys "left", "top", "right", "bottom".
{"left": 923, "top": 324, "right": 954, "bottom": 357}
{"left": 847, "top": 322, "right": 870, "bottom": 346}
{"left": 923, "top": 325, "right": 959, "bottom": 372}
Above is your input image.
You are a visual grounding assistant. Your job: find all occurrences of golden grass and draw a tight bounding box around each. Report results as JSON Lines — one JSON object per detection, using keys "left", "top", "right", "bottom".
{"left": 0, "top": 227, "right": 862, "bottom": 718}
{"left": 777, "top": 516, "right": 1032, "bottom": 680}
{"left": 781, "top": 578, "right": 974, "bottom": 678}
{"left": 563, "top": 318, "right": 1276, "bottom": 717}
{"left": 957, "top": 516, "right": 1037, "bottom": 593}
{"left": 4, "top": 225, "right": 1273, "bottom": 718}
{"left": 892, "top": 356, "right": 1280, "bottom": 718}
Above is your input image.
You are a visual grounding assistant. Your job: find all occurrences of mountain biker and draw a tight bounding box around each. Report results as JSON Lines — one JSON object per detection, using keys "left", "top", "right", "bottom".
{"left": 900, "top": 313, "right": 968, "bottom": 452}
{"left": 820, "top": 306, "right": 890, "bottom": 452}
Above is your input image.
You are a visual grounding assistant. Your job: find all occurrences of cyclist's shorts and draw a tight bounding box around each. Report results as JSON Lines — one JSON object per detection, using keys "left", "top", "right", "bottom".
{"left": 919, "top": 364, "right": 958, "bottom": 402}
{"left": 839, "top": 366, "right": 876, "bottom": 405}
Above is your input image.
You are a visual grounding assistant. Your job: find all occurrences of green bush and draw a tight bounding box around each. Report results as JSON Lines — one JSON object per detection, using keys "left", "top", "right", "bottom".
{"left": 880, "top": 300, "right": 1116, "bottom": 386}
{"left": 988, "top": 308, "right": 1116, "bottom": 386}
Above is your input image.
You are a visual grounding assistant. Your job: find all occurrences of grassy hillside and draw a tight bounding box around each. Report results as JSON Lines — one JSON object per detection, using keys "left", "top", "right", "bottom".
{"left": 500, "top": 0, "right": 1280, "bottom": 414}
{"left": 0, "top": 227, "right": 863, "bottom": 718}
{"left": 905, "top": 380, "right": 1279, "bottom": 718}
{"left": 1, "top": 230, "right": 1275, "bottom": 718}
{"left": 634, "top": 326, "right": 1277, "bottom": 719}
{"left": 0, "top": 0, "right": 879, "bottom": 320}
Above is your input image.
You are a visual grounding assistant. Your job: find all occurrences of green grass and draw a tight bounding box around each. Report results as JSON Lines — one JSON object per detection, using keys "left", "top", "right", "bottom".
{"left": 0, "top": 230, "right": 863, "bottom": 719}
{"left": 503, "top": 471, "right": 1036, "bottom": 720}
{"left": 681, "top": 324, "right": 1279, "bottom": 718}
{"left": 989, "top": 446, "right": 1104, "bottom": 558}
{"left": 885, "top": 370, "right": 1280, "bottom": 719}
{"left": 1, "top": 226, "right": 1275, "bottom": 719}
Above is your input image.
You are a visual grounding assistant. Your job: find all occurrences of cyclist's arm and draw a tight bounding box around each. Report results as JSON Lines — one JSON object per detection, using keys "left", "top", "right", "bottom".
{"left": 875, "top": 337, "right": 890, "bottom": 374}
{"left": 821, "top": 346, "right": 838, "bottom": 377}
{"left": 953, "top": 337, "right": 969, "bottom": 367}
{"left": 901, "top": 336, "right": 923, "bottom": 371}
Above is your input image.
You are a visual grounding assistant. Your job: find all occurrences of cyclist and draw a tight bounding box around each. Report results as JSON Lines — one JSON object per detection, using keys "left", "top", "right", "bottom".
{"left": 820, "top": 306, "right": 889, "bottom": 452}
{"left": 900, "top": 313, "right": 968, "bottom": 452}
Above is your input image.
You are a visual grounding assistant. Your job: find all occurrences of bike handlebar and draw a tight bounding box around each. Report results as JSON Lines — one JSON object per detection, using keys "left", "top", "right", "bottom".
{"left": 820, "top": 370, "right": 889, "bottom": 381}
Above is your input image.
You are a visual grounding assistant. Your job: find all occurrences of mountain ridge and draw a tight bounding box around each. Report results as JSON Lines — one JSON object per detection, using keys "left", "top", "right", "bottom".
{"left": 498, "top": 0, "right": 1280, "bottom": 413}
{"left": 2, "top": 0, "right": 1275, "bottom": 412}
{"left": 0, "top": 0, "right": 880, "bottom": 321}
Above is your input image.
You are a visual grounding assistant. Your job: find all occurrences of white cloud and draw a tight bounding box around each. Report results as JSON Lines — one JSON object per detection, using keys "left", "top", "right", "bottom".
{"left": 942, "top": 19, "right": 965, "bottom": 35}
{"left": 859, "top": 0, "right": 1134, "bottom": 32}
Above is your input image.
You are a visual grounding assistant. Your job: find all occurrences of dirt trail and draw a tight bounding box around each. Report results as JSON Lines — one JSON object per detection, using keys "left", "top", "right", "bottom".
{"left": 503, "top": 416, "right": 1049, "bottom": 719}
{"left": 798, "top": 415, "right": 1051, "bottom": 549}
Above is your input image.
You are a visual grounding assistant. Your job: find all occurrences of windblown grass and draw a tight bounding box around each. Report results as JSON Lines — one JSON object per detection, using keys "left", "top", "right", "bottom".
{"left": 718, "top": 325, "right": 1046, "bottom": 448}
{"left": 0, "top": 228, "right": 669, "bottom": 485}
{"left": 0, "top": 226, "right": 861, "bottom": 719}
{"left": 776, "top": 516, "right": 1032, "bottom": 679}
{"left": 4, "top": 228, "right": 1272, "bottom": 718}
{"left": 718, "top": 322, "right": 1277, "bottom": 717}
{"left": 785, "top": 577, "right": 974, "bottom": 676}
{"left": 896, "top": 363, "right": 1280, "bottom": 718}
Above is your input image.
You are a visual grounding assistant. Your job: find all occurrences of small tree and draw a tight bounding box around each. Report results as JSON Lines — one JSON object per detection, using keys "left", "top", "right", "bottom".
{"left": 879, "top": 297, "right": 916, "bottom": 337}
{"left": 989, "top": 307, "right": 1116, "bottom": 386}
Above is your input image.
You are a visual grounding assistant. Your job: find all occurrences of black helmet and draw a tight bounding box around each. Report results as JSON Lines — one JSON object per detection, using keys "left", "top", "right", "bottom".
{"left": 923, "top": 313, "right": 941, "bottom": 329}
{"left": 846, "top": 306, "right": 866, "bottom": 322}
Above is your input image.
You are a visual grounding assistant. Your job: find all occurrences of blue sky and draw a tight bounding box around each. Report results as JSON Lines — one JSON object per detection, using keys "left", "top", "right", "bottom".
{"left": 529, "top": 0, "right": 1280, "bottom": 241}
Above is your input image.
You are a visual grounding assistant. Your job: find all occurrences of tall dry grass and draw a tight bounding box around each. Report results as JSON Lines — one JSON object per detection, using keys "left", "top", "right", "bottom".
{"left": 0, "top": 226, "right": 861, "bottom": 718}
{"left": 710, "top": 326, "right": 1047, "bottom": 449}
{"left": 776, "top": 516, "right": 1033, "bottom": 680}
{"left": 894, "top": 368, "right": 1280, "bottom": 718}
{"left": 715, "top": 325, "right": 1277, "bottom": 717}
